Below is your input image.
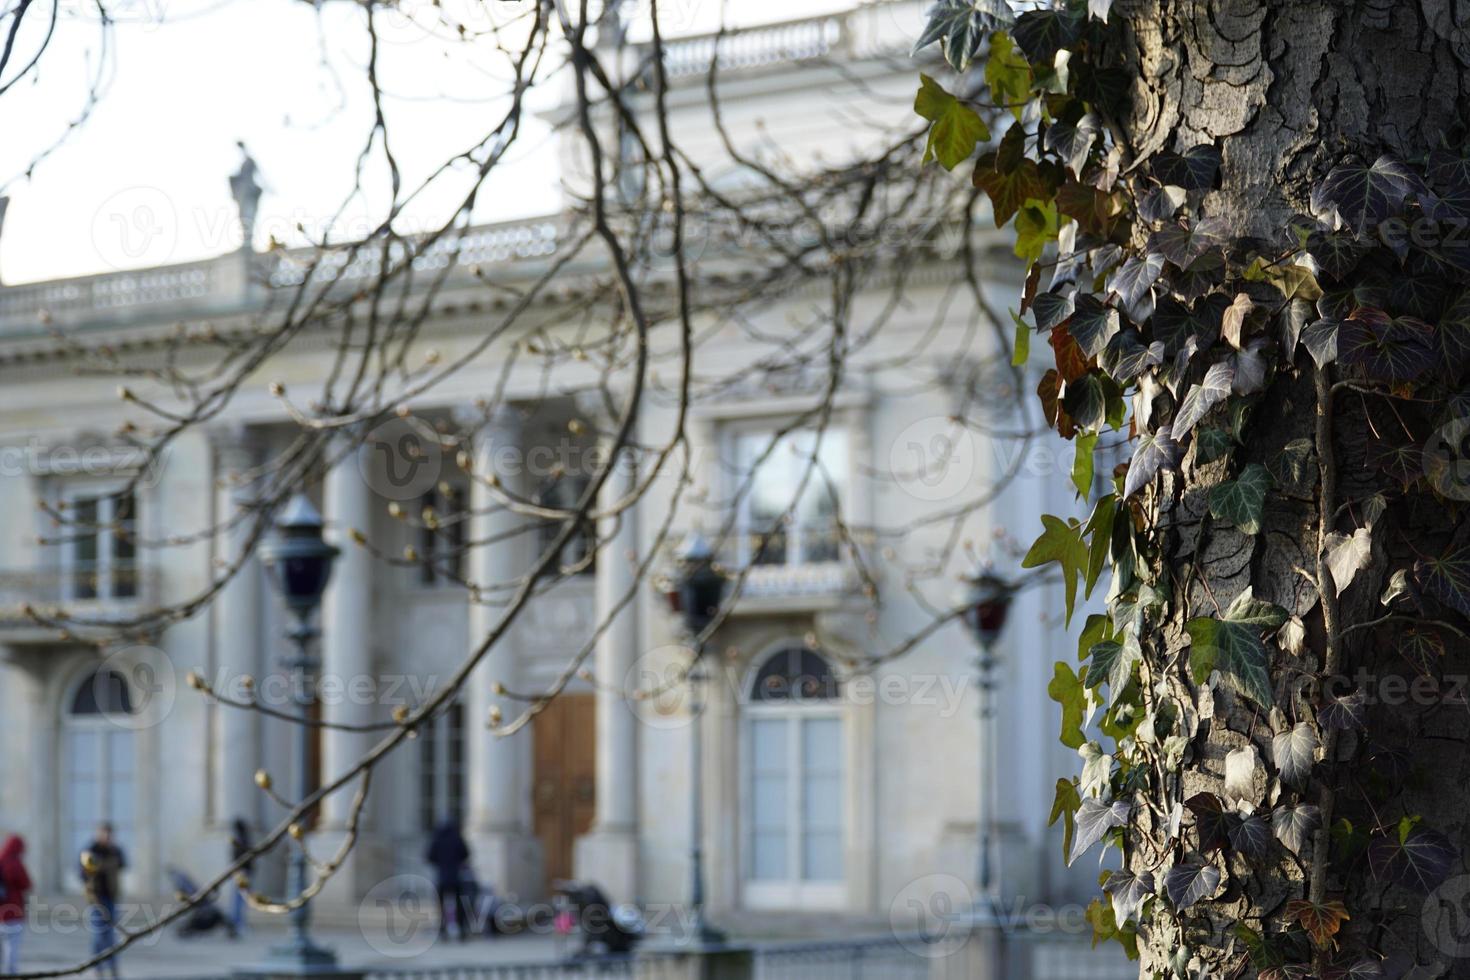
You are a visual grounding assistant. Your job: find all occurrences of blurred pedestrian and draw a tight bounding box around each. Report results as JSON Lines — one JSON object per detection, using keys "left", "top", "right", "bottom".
{"left": 227, "top": 818, "right": 253, "bottom": 939}
{"left": 425, "top": 820, "right": 471, "bottom": 940}
{"left": 80, "top": 823, "right": 126, "bottom": 979}
{"left": 0, "top": 834, "right": 32, "bottom": 974}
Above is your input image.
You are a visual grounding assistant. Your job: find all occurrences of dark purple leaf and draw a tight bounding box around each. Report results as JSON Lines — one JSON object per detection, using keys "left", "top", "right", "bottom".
{"left": 1229, "top": 813, "right": 1272, "bottom": 860}
{"left": 1367, "top": 828, "right": 1456, "bottom": 893}
{"left": 1164, "top": 860, "right": 1221, "bottom": 909}
{"left": 1415, "top": 546, "right": 1470, "bottom": 617}
{"left": 1185, "top": 793, "right": 1229, "bottom": 854}
{"left": 1110, "top": 253, "right": 1165, "bottom": 308}
{"left": 1318, "top": 691, "right": 1367, "bottom": 732}
{"left": 1339, "top": 308, "right": 1436, "bottom": 382}
{"left": 1172, "top": 361, "right": 1234, "bottom": 437}
{"left": 1067, "top": 294, "right": 1121, "bottom": 358}
{"left": 1033, "top": 290, "right": 1076, "bottom": 331}
{"left": 1153, "top": 145, "right": 1221, "bottom": 192}
{"left": 1125, "top": 423, "right": 1183, "bottom": 498}
{"left": 1101, "top": 330, "right": 1164, "bottom": 383}
{"left": 1149, "top": 218, "right": 1227, "bottom": 268}
{"left": 1312, "top": 155, "right": 1420, "bottom": 236}
{"left": 1012, "top": 9, "right": 1083, "bottom": 64}
{"left": 1306, "top": 229, "right": 1372, "bottom": 278}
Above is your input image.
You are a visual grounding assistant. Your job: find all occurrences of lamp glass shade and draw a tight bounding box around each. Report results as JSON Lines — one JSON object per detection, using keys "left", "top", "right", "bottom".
{"left": 965, "top": 574, "right": 1013, "bottom": 648}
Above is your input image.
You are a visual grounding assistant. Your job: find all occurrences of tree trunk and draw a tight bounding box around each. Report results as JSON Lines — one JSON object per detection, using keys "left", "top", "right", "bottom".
{"left": 1106, "top": 4, "right": 1470, "bottom": 977}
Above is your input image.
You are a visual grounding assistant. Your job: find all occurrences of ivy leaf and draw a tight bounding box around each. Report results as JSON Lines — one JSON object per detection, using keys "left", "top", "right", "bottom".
{"left": 1153, "top": 145, "right": 1221, "bottom": 192}
{"left": 1172, "top": 252, "right": 1227, "bottom": 300}
{"left": 1101, "top": 330, "right": 1164, "bottom": 383}
{"left": 1164, "top": 861, "right": 1221, "bottom": 910}
{"left": 1068, "top": 431, "right": 1099, "bottom": 498}
{"left": 1438, "top": 288, "right": 1470, "bottom": 377}
{"left": 1272, "top": 804, "right": 1321, "bottom": 855}
{"left": 1209, "top": 463, "right": 1271, "bottom": 536}
{"left": 1186, "top": 615, "right": 1274, "bottom": 707}
{"left": 1088, "top": 0, "right": 1113, "bottom": 21}
{"left": 1273, "top": 723, "right": 1319, "bottom": 789}
{"left": 1196, "top": 427, "right": 1233, "bottom": 465}
{"left": 1124, "top": 423, "right": 1183, "bottom": 499}
{"left": 1414, "top": 546, "right": 1470, "bottom": 617}
{"left": 1172, "top": 361, "right": 1235, "bottom": 437}
{"left": 1109, "top": 253, "right": 1165, "bottom": 308}
{"left": 1339, "top": 308, "right": 1436, "bottom": 382}
{"left": 1138, "top": 182, "right": 1187, "bottom": 222}
{"left": 1224, "top": 744, "right": 1262, "bottom": 804}
{"left": 1084, "top": 634, "right": 1140, "bottom": 707}
{"left": 1229, "top": 813, "right": 1272, "bottom": 860}
{"left": 1149, "top": 219, "right": 1226, "bottom": 268}
{"left": 1033, "top": 290, "right": 1075, "bottom": 331}
{"left": 1103, "top": 870, "right": 1153, "bottom": 924}
{"left": 1044, "top": 111, "right": 1101, "bottom": 177}
{"left": 1223, "top": 588, "right": 1288, "bottom": 628}
{"left": 1049, "top": 778, "right": 1081, "bottom": 862}
{"left": 1048, "top": 661, "right": 1088, "bottom": 749}
{"left": 1013, "top": 201, "right": 1060, "bottom": 264}
{"left": 974, "top": 157, "right": 1044, "bottom": 227}
{"left": 915, "top": 75, "right": 990, "bottom": 170}
{"left": 1025, "top": 514, "right": 1088, "bottom": 621}
{"left": 1067, "top": 294, "right": 1121, "bottom": 358}
{"left": 1366, "top": 828, "right": 1456, "bottom": 893}
{"left": 1069, "top": 797, "right": 1131, "bottom": 865}
{"left": 1285, "top": 899, "right": 1350, "bottom": 948}
{"left": 1011, "top": 9, "right": 1082, "bottom": 65}
{"left": 1312, "top": 155, "right": 1419, "bottom": 236}
{"left": 1185, "top": 792, "right": 1230, "bottom": 854}
{"left": 1083, "top": 494, "right": 1115, "bottom": 595}
{"left": 1055, "top": 181, "right": 1116, "bottom": 236}
{"left": 1305, "top": 229, "right": 1372, "bottom": 279}
{"left": 1010, "top": 309, "right": 1031, "bottom": 367}
{"left": 1318, "top": 691, "right": 1366, "bottom": 732}
{"left": 1301, "top": 318, "right": 1340, "bottom": 369}
{"left": 1063, "top": 372, "right": 1108, "bottom": 431}
{"left": 1152, "top": 295, "right": 1218, "bottom": 358}
{"left": 1324, "top": 527, "right": 1373, "bottom": 595}
{"left": 1231, "top": 339, "right": 1269, "bottom": 396}
{"left": 1323, "top": 960, "right": 1387, "bottom": 980}
{"left": 984, "top": 31, "right": 1032, "bottom": 119}
{"left": 912, "top": 0, "right": 1015, "bottom": 70}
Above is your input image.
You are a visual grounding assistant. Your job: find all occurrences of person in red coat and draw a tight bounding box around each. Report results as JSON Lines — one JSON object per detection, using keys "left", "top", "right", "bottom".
{"left": 0, "top": 834, "right": 32, "bottom": 974}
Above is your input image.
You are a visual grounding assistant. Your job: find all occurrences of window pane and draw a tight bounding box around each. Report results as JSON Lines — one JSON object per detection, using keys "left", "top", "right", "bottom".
{"left": 72, "top": 497, "right": 99, "bottom": 599}
{"left": 801, "top": 718, "right": 844, "bottom": 881}
{"left": 795, "top": 431, "right": 846, "bottom": 563}
{"left": 749, "top": 718, "right": 788, "bottom": 880}
{"left": 740, "top": 433, "right": 789, "bottom": 566}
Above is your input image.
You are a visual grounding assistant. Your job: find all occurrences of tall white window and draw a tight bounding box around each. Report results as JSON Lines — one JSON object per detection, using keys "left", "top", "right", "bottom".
{"left": 742, "top": 647, "right": 845, "bottom": 909}
{"left": 62, "top": 669, "right": 137, "bottom": 890}
{"left": 60, "top": 489, "right": 137, "bottom": 601}
{"left": 734, "top": 428, "right": 848, "bottom": 568}
{"left": 419, "top": 702, "right": 466, "bottom": 831}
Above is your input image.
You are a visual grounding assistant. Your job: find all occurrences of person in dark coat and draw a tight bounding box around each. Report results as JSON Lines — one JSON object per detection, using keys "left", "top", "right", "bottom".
{"left": 227, "top": 819, "right": 254, "bottom": 939}
{"left": 0, "top": 834, "right": 32, "bottom": 974}
{"left": 80, "top": 823, "right": 126, "bottom": 979}
{"left": 425, "top": 821, "right": 472, "bottom": 939}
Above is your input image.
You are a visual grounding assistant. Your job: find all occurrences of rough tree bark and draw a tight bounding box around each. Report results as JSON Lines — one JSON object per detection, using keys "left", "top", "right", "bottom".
{"left": 1110, "top": 4, "right": 1470, "bottom": 977}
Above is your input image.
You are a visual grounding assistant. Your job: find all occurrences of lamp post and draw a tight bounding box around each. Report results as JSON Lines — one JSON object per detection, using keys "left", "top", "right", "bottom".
{"left": 665, "top": 532, "right": 727, "bottom": 947}
{"left": 255, "top": 494, "right": 341, "bottom": 975}
{"left": 962, "top": 570, "right": 1013, "bottom": 913}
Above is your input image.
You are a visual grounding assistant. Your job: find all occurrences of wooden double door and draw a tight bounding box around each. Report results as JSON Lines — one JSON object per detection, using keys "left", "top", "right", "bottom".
{"left": 532, "top": 693, "right": 596, "bottom": 890}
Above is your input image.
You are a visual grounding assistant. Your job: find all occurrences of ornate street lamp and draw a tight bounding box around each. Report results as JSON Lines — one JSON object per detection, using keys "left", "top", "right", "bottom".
{"left": 962, "top": 570, "right": 1014, "bottom": 907}
{"left": 668, "top": 531, "right": 727, "bottom": 946}
{"left": 254, "top": 493, "right": 340, "bottom": 976}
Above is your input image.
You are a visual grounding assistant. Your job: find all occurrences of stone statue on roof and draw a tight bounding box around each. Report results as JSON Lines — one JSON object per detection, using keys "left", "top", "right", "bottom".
{"left": 229, "top": 141, "right": 263, "bottom": 250}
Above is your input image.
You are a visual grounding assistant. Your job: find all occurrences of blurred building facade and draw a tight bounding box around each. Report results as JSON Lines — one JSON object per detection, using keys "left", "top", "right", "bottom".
{"left": 0, "top": 0, "right": 1096, "bottom": 940}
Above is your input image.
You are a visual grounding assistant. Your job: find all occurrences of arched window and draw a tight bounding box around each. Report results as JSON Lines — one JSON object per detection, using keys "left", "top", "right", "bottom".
{"left": 61, "top": 668, "right": 137, "bottom": 891}
{"left": 742, "top": 647, "right": 845, "bottom": 908}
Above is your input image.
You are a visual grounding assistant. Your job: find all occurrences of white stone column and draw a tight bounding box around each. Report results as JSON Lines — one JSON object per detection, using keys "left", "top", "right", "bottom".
{"left": 574, "top": 409, "right": 641, "bottom": 899}
{"left": 212, "top": 429, "right": 262, "bottom": 830}
{"left": 321, "top": 436, "right": 376, "bottom": 823}
{"left": 463, "top": 405, "right": 543, "bottom": 901}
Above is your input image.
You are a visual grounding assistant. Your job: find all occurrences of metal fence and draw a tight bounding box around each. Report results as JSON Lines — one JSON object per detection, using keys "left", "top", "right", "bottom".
{"left": 363, "top": 957, "right": 635, "bottom": 980}
{"left": 751, "top": 934, "right": 929, "bottom": 979}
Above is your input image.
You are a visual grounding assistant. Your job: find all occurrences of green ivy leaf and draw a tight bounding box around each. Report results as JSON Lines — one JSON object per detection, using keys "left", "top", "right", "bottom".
{"left": 1024, "top": 514, "right": 1088, "bottom": 622}
{"left": 914, "top": 74, "right": 991, "bottom": 171}
{"left": 1063, "top": 372, "right": 1107, "bottom": 431}
{"left": 1083, "top": 494, "right": 1116, "bottom": 596}
{"left": 1010, "top": 308, "right": 1031, "bottom": 367}
{"left": 1186, "top": 615, "right": 1275, "bottom": 707}
{"left": 1208, "top": 463, "right": 1270, "bottom": 535}
{"left": 1195, "top": 427, "right": 1234, "bottom": 465}
{"left": 1049, "top": 661, "right": 1089, "bottom": 749}
{"left": 1084, "top": 632, "right": 1140, "bottom": 707}
{"left": 1049, "top": 777, "right": 1081, "bottom": 862}
{"left": 1013, "top": 200, "right": 1060, "bottom": 265}
{"left": 985, "top": 32, "right": 1033, "bottom": 121}
{"left": 1072, "top": 430, "right": 1098, "bottom": 496}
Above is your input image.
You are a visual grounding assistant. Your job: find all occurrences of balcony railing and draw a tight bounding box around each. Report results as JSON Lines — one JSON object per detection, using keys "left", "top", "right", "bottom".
{"left": 0, "top": 562, "right": 159, "bottom": 624}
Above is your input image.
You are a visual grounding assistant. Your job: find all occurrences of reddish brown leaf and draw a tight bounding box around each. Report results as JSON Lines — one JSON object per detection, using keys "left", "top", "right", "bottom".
{"left": 1285, "top": 898, "right": 1349, "bottom": 948}
{"left": 1049, "top": 324, "right": 1091, "bottom": 383}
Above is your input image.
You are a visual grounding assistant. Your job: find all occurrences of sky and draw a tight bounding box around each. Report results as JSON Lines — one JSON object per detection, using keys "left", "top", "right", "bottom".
{"left": 0, "top": 0, "right": 860, "bottom": 284}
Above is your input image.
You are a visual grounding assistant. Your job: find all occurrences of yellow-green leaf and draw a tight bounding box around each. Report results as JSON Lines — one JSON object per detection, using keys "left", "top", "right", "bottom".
{"left": 914, "top": 74, "right": 990, "bottom": 170}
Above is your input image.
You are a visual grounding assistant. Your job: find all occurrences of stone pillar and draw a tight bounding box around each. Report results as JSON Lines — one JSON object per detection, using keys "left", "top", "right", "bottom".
{"left": 463, "top": 405, "right": 543, "bottom": 902}
{"left": 213, "top": 429, "right": 262, "bottom": 831}
{"left": 316, "top": 434, "right": 378, "bottom": 901}
{"left": 574, "top": 399, "right": 641, "bottom": 900}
